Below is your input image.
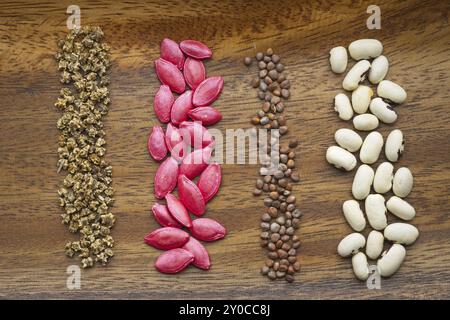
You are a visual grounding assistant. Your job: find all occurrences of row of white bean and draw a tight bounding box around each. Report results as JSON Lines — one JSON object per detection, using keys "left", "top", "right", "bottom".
{"left": 325, "top": 39, "right": 419, "bottom": 281}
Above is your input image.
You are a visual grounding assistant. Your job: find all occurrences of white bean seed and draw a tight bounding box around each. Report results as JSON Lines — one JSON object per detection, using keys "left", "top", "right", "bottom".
{"left": 377, "top": 80, "right": 407, "bottom": 104}
{"left": 365, "top": 194, "right": 387, "bottom": 230}
{"left": 373, "top": 162, "right": 394, "bottom": 194}
{"left": 326, "top": 146, "right": 357, "bottom": 171}
{"left": 342, "top": 60, "right": 371, "bottom": 91}
{"left": 343, "top": 200, "right": 366, "bottom": 232}
{"left": 360, "top": 131, "right": 384, "bottom": 164}
{"left": 352, "top": 252, "right": 369, "bottom": 281}
{"left": 337, "top": 233, "right": 366, "bottom": 257}
{"left": 386, "top": 196, "right": 415, "bottom": 220}
{"left": 384, "top": 223, "right": 419, "bottom": 245}
{"left": 377, "top": 244, "right": 406, "bottom": 277}
{"left": 334, "top": 93, "right": 354, "bottom": 120}
{"left": 385, "top": 129, "right": 404, "bottom": 162}
{"left": 369, "top": 97, "right": 397, "bottom": 124}
{"left": 393, "top": 167, "right": 413, "bottom": 197}
{"left": 353, "top": 114, "right": 379, "bottom": 131}
{"left": 329, "top": 46, "right": 348, "bottom": 74}
{"left": 352, "top": 164, "right": 375, "bottom": 200}
{"left": 351, "top": 85, "right": 373, "bottom": 114}
{"left": 366, "top": 230, "right": 384, "bottom": 260}
{"left": 369, "top": 55, "right": 389, "bottom": 84}
{"left": 335, "top": 128, "right": 363, "bottom": 152}
{"left": 348, "top": 39, "right": 383, "bottom": 60}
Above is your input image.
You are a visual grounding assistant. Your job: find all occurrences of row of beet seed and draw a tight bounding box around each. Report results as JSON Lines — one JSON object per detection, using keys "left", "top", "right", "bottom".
{"left": 145, "top": 38, "right": 226, "bottom": 274}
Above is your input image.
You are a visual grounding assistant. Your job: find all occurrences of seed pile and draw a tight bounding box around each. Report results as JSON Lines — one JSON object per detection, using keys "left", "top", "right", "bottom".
{"left": 245, "top": 48, "right": 302, "bottom": 283}
{"left": 54, "top": 26, "right": 115, "bottom": 268}
{"left": 145, "top": 39, "right": 226, "bottom": 274}
{"left": 326, "top": 39, "right": 418, "bottom": 280}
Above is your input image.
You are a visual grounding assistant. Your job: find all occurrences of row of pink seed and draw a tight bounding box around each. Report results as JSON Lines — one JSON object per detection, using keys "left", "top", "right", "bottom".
{"left": 145, "top": 39, "right": 226, "bottom": 274}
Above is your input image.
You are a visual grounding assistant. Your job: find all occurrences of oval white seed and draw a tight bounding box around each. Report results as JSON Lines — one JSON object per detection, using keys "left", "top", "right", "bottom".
{"left": 337, "top": 233, "right": 366, "bottom": 257}
{"left": 377, "top": 80, "right": 407, "bottom": 104}
{"left": 352, "top": 85, "right": 373, "bottom": 114}
{"left": 343, "top": 200, "right": 366, "bottom": 232}
{"left": 360, "top": 131, "right": 384, "bottom": 164}
{"left": 334, "top": 93, "right": 354, "bottom": 120}
{"left": 335, "top": 128, "right": 363, "bottom": 152}
{"left": 353, "top": 114, "right": 379, "bottom": 131}
{"left": 393, "top": 167, "right": 413, "bottom": 198}
{"left": 348, "top": 39, "right": 383, "bottom": 60}
{"left": 352, "top": 164, "right": 375, "bottom": 200}
{"left": 342, "top": 60, "right": 371, "bottom": 91}
{"left": 352, "top": 252, "right": 369, "bottom": 281}
{"left": 369, "top": 97, "right": 397, "bottom": 124}
{"left": 326, "top": 146, "right": 357, "bottom": 171}
{"left": 373, "top": 162, "right": 394, "bottom": 194}
{"left": 369, "top": 55, "right": 389, "bottom": 84}
{"left": 365, "top": 194, "right": 387, "bottom": 230}
{"left": 386, "top": 196, "right": 415, "bottom": 220}
{"left": 384, "top": 223, "right": 419, "bottom": 245}
{"left": 330, "top": 46, "right": 348, "bottom": 74}
{"left": 377, "top": 244, "right": 406, "bottom": 277}
{"left": 366, "top": 230, "right": 384, "bottom": 260}
{"left": 385, "top": 129, "right": 404, "bottom": 162}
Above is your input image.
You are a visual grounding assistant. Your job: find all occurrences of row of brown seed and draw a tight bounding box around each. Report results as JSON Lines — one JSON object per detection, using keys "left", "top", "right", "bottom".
{"left": 245, "top": 48, "right": 302, "bottom": 282}
{"left": 55, "top": 26, "right": 115, "bottom": 268}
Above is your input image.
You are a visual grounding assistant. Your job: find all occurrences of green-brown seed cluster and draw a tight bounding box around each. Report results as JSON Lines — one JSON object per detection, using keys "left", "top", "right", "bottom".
{"left": 55, "top": 26, "right": 115, "bottom": 268}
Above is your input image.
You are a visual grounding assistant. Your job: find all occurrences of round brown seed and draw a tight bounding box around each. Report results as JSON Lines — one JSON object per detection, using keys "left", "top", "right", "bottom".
{"left": 271, "top": 54, "right": 280, "bottom": 64}
{"left": 268, "top": 206, "right": 278, "bottom": 217}
{"left": 281, "top": 89, "right": 290, "bottom": 99}
{"left": 266, "top": 48, "right": 274, "bottom": 56}
{"left": 261, "top": 213, "right": 271, "bottom": 222}
{"left": 261, "top": 266, "right": 269, "bottom": 275}
{"left": 270, "top": 233, "right": 280, "bottom": 242}
{"left": 268, "top": 270, "right": 276, "bottom": 280}
{"left": 267, "top": 62, "right": 275, "bottom": 70}
{"left": 244, "top": 57, "right": 252, "bottom": 66}
{"left": 266, "top": 259, "right": 274, "bottom": 267}
{"left": 256, "top": 52, "right": 263, "bottom": 61}
{"left": 268, "top": 69, "right": 278, "bottom": 80}
{"left": 259, "top": 69, "right": 268, "bottom": 78}
{"left": 276, "top": 63, "right": 284, "bottom": 72}
{"left": 258, "top": 61, "right": 266, "bottom": 69}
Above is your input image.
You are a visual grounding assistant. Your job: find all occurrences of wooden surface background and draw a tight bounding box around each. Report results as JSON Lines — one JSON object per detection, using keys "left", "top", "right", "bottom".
{"left": 0, "top": 0, "right": 449, "bottom": 299}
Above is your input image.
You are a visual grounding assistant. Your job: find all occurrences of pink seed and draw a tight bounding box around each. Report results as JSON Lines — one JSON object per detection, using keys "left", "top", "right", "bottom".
{"left": 154, "top": 157, "right": 178, "bottom": 199}
{"left": 192, "top": 76, "right": 224, "bottom": 107}
{"left": 154, "top": 58, "right": 186, "bottom": 94}
{"left": 182, "top": 237, "right": 211, "bottom": 270}
{"left": 197, "top": 163, "right": 222, "bottom": 202}
{"left": 183, "top": 57, "right": 206, "bottom": 90}
{"left": 179, "top": 146, "right": 212, "bottom": 179}
{"left": 179, "top": 121, "right": 214, "bottom": 148}
{"left": 171, "top": 90, "right": 193, "bottom": 126}
{"left": 165, "top": 123, "right": 187, "bottom": 162}
{"left": 144, "top": 227, "right": 189, "bottom": 250}
{"left": 190, "top": 218, "right": 227, "bottom": 242}
{"left": 152, "top": 203, "right": 182, "bottom": 228}
{"left": 187, "top": 106, "right": 222, "bottom": 126}
{"left": 165, "top": 193, "right": 192, "bottom": 228}
{"left": 155, "top": 248, "right": 194, "bottom": 274}
{"left": 148, "top": 126, "right": 167, "bottom": 161}
{"left": 153, "top": 85, "right": 174, "bottom": 123}
{"left": 179, "top": 40, "right": 212, "bottom": 60}
{"left": 160, "top": 38, "right": 184, "bottom": 70}
{"left": 178, "top": 174, "right": 205, "bottom": 216}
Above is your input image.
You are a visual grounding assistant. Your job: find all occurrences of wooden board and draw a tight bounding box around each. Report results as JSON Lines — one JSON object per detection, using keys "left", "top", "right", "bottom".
{"left": 0, "top": 0, "right": 449, "bottom": 299}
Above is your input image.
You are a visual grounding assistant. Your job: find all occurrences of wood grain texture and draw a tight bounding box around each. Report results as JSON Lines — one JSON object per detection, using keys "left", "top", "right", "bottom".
{"left": 0, "top": 0, "right": 449, "bottom": 299}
